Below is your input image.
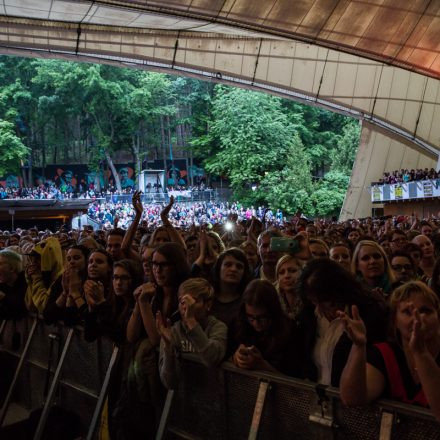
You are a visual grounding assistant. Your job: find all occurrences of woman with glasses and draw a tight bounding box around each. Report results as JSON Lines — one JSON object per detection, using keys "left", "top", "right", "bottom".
{"left": 127, "top": 242, "right": 190, "bottom": 345}
{"left": 85, "top": 251, "right": 143, "bottom": 343}
{"left": 124, "top": 242, "right": 191, "bottom": 437}
{"left": 297, "top": 258, "right": 387, "bottom": 386}
{"left": 231, "top": 279, "right": 299, "bottom": 375}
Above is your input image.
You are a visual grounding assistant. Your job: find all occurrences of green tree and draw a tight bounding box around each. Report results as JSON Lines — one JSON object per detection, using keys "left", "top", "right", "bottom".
{"left": 331, "top": 120, "right": 361, "bottom": 174}
{"left": 259, "top": 134, "right": 314, "bottom": 215}
{"left": 0, "top": 120, "right": 29, "bottom": 176}
{"left": 205, "top": 86, "right": 296, "bottom": 197}
{"left": 311, "top": 170, "right": 350, "bottom": 217}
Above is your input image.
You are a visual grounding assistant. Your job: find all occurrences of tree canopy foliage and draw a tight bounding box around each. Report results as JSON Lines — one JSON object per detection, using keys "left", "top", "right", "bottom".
{"left": 0, "top": 55, "right": 360, "bottom": 216}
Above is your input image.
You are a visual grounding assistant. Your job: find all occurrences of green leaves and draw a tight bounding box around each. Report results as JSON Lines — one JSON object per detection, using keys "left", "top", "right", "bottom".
{"left": 0, "top": 54, "right": 359, "bottom": 218}
{"left": 0, "top": 119, "right": 29, "bottom": 175}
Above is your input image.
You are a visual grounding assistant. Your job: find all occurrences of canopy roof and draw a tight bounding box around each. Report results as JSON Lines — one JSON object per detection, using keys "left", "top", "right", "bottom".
{"left": 0, "top": 1, "right": 439, "bottom": 153}
{"left": 2, "top": 0, "right": 439, "bottom": 78}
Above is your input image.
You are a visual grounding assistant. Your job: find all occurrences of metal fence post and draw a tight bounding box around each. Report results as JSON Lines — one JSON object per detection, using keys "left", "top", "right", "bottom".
{"left": 308, "top": 385, "right": 336, "bottom": 439}
{"left": 155, "top": 389, "right": 175, "bottom": 440}
{"left": 86, "top": 345, "right": 119, "bottom": 440}
{"left": 0, "top": 317, "right": 38, "bottom": 427}
{"left": 379, "top": 411, "right": 394, "bottom": 440}
{"left": 248, "top": 380, "right": 270, "bottom": 440}
{"left": 33, "top": 327, "right": 74, "bottom": 440}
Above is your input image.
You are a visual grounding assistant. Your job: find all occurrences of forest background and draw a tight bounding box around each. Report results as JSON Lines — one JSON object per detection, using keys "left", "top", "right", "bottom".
{"left": 0, "top": 56, "right": 360, "bottom": 217}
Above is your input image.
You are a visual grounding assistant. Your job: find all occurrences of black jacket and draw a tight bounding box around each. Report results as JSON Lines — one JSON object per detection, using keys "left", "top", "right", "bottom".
{"left": 0, "top": 271, "right": 28, "bottom": 320}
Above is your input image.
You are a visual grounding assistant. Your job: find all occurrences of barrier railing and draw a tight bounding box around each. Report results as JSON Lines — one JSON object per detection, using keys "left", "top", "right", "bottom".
{"left": 158, "top": 355, "right": 439, "bottom": 440}
{"left": 0, "top": 316, "right": 117, "bottom": 439}
{"left": 1, "top": 318, "right": 439, "bottom": 440}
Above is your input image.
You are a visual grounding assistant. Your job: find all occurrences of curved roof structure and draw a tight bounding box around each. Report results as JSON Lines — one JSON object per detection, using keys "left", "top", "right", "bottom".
{"left": 1, "top": 1, "right": 440, "bottom": 220}
{"left": 0, "top": 0, "right": 439, "bottom": 157}
{"left": 1, "top": 1, "right": 440, "bottom": 79}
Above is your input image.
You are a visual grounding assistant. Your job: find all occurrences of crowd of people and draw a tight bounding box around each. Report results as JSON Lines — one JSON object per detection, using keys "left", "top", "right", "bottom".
{"left": 1, "top": 194, "right": 440, "bottom": 438}
{"left": 379, "top": 168, "right": 440, "bottom": 184}
{"left": 87, "top": 199, "right": 284, "bottom": 229}
{"left": 0, "top": 184, "right": 135, "bottom": 200}
{"left": 0, "top": 183, "right": 212, "bottom": 201}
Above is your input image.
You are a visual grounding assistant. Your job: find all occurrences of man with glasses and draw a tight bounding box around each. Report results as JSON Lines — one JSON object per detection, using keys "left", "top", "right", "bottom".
{"left": 389, "top": 229, "right": 408, "bottom": 253}
{"left": 390, "top": 251, "right": 416, "bottom": 285}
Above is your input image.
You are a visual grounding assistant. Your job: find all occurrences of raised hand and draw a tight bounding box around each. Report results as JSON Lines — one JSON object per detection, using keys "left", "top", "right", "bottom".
{"left": 156, "top": 311, "right": 173, "bottom": 347}
{"left": 62, "top": 268, "right": 71, "bottom": 294}
{"left": 84, "top": 280, "right": 105, "bottom": 308}
{"left": 409, "top": 307, "right": 428, "bottom": 355}
{"left": 337, "top": 305, "right": 367, "bottom": 347}
{"left": 161, "top": 195, "right": 175, "bottom": 225}
{"left": 179, "top": 294, "right": 196, "bottom": 324}
{"left": 132, "top": 190, "right": 143, "bottom": 217}
{"left": 195, "top": 229, "right": 207, "bottom": 266}
{"left": 69, "top": 269, "right": 82, "bottom": 293}
{"left": 134, "top": 282, "right": 156, "bottom": 305}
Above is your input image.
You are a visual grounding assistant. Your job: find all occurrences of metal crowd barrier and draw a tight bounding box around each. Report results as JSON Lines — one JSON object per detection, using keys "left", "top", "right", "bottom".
{"left": 102, "top": 190, "right": 219, "bottom": 204}
{"left": 2, "top": 318, "right": 439, "bottom": 440}
{"left": 0, "top": 316, "right": 118, "bottom": 440}
{"left": 157, "top": 355, "right": 440, "bottom": 440}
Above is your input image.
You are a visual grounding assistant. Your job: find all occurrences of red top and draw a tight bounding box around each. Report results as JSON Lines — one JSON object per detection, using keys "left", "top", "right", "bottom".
{"left": 375, "top": 342, "right": 428, "bottom": 407}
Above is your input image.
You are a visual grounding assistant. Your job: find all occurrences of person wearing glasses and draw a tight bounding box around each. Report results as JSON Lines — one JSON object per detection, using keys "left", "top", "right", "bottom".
{"left": 231, "top": 279, "right": 298, "bottom": 375}
{"left": 127, "top": 242, "right": 191, "bottom": 346}
{"left": 390, "top": 252, "right": 417, "bottom": 286}
{"left": 389, "top": 229, "right": 408, "bottom": 253}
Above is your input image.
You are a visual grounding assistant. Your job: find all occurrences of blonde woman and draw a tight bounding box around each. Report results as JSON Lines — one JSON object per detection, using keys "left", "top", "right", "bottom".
{"left": 340, "top": 281, "right": 440, "bottom": 420}
{"left": 352, "top": 240, "right": 395, "bottom": 296}
{"left": 275, "top": 254, "right": 302, "bottom": 320}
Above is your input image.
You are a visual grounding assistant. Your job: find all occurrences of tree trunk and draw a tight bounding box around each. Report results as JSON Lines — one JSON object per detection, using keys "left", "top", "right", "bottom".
{"left": 166, "top": 114, "right": 174, "bottom": 186}
{"left": 53, "top": 120, "right": 58, "bottom": 163}
{"left": 27, "top": 152, "right": 33, "bottom": 187}
{"left": 160, "top": 116, "right": 167, "bottom": 183}
{"left": 104, "top": 150, "right": 121, "bottom": 191}
{"left": 131, "top": 134, "right": 142, "bottom": 187}
{"left": 41, "top": 126, "right": 46, "bottom": 180}
{"left": 94, "top": 174, "right": 101, "bottom": 192}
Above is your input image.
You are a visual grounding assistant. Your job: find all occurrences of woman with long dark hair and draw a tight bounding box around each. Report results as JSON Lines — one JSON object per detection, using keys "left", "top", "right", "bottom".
{"left": 297, "top": 258, "right": 388, "bottom": 386}
{"left": 43, "top": 244, "right": 90, "bottom": 326}
{"left": 231, "top": 279, "right": 298, "bottom": 375}
{"left": 83, "top": 249, "right": 115, "bottom": 342}
{"left": 127, "top": 242, "right": 190, "bottom": 345}
{"left": 211, "top": 248, "right": 250, "bottom": 326}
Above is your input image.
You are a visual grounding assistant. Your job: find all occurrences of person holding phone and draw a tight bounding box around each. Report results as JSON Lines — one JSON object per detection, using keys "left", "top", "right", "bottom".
{"left": 231, "top": 279, "right": 299, "bottom": 375}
